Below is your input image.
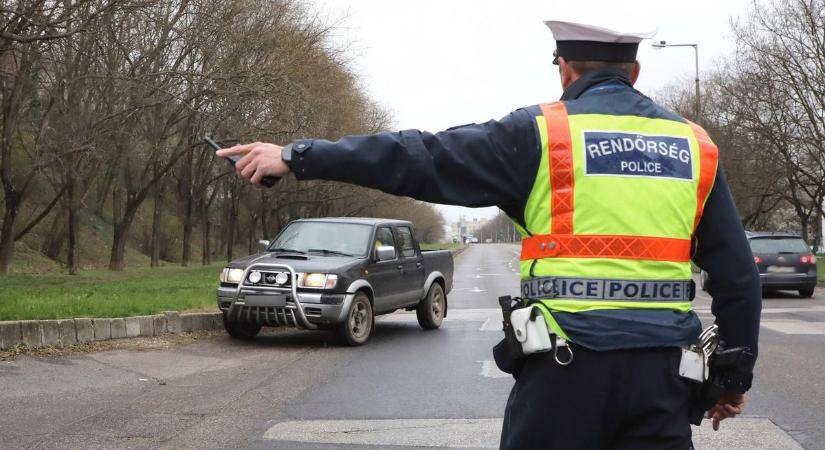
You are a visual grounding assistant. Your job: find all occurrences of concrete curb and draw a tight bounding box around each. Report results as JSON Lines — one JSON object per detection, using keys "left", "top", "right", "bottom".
{"left": 0, "top": 312, "right": 223, "bottom": 350}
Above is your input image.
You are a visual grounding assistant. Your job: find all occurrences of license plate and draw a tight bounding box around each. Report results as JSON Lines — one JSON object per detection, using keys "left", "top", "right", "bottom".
{"left": 766, "top": 266, "right": 796, "bottom": 273}
{"left": 242, "top": 294, "right": 287, "bottom": 307}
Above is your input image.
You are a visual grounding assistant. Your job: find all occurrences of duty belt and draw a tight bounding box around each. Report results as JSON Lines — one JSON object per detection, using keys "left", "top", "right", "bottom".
{"left": 521, "top": 276, "right": 694, "bottom": 302}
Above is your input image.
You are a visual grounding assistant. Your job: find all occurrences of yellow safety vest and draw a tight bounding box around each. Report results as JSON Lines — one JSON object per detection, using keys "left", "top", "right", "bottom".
{"left": 516, "top": 101, "right": 719, "bottom": 343}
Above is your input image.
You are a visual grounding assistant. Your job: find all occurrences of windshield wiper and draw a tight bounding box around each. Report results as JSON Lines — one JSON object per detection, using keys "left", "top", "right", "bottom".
{"left": 269, "top": 247, "right": 306, "bottom": 254}
{"left": 308, "top": 248, "right": 354, "bottom": 257}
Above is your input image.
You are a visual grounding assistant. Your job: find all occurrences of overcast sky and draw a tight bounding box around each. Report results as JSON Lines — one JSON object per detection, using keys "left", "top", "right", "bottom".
{"left": 307, "top": 0, "right": 753, "bottom": 224}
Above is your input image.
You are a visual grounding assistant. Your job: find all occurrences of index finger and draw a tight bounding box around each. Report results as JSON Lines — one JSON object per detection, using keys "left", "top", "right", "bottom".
{"left": 216, "top": 142, "right": 257, "bottom": 157}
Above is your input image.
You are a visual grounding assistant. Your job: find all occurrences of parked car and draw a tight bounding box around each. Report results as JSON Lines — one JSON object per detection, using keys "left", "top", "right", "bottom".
{"left": 217, "top": 218, "right": 454, "bottom": 345}
{"left": 700, "top": 231, "right": 818, "bottom": 298}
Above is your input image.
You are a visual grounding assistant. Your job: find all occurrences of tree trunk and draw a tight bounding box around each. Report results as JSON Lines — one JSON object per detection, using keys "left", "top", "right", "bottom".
{"left": 42, "top": 210, "right": 67, "bottom": 260}
{"left": 180, "top": 145, "right": 194, "bottom": 267}
{"left": 181, "top": 193, "right": 193, "bottom": 266}
{"left": 260, "top": 192, "right": 269, "bottom": 240}
{"left": 0, "top": 194, "right": 20, "bottom": 274}
{"left": 150, "top": 179, "right": 164, "bottom": 268}
{"left": 149, "top": 189, "right": 163, "bottom": 267}
{"left": 813, "top": 207, "right": 822, "bottom": 252}
{"left": 226, "top": 213, "right": 235, "bottom": 262}
{"left": 108, "top": 190, "right": 140, "bottom": 271}
{"left": 248, "top": 215, "right": 257, "bottom": 255}
{"left": 67, "top": 170, "right": 79, "bottom": 274}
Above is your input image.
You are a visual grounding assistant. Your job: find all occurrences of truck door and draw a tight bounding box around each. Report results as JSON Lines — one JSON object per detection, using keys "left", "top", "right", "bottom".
{"left": 368, "top": 226, "right": 402, "bottom": 313}
{"left": 395, "top": 225, "right": 426, "bottom": 303}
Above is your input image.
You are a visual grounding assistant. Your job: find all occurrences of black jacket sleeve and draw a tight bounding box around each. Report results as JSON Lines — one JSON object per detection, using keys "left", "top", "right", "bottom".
{"left": 692, "top": 165, "right": 762, "bottom": 393}
{"left": 286, "top": 108, "right": 540, "bottom": 221}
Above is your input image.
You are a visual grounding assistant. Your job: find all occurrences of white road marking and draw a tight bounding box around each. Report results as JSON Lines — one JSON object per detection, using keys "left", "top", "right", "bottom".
{"left": 694, "top": 306, "right": 825, "bottom": 314}
{"left": 760, "top": 320, "right": 825, "bottom": 335}
{"left": 378, "top": 309, "right": 501, "bottom": 327}
{"left": 470, "top": 287, "right": 488, "bottom": 293}
{"left": 479, "top": 360, "right": 510, "bottom": 379}
{"left": 263, "top": 418, "right": 802, "bottom": 449}
{"left": 264, "top": 419, "right": 501, "bottom": 448}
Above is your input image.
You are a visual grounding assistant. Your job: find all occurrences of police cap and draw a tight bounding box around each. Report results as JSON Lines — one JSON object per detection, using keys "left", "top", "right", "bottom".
{"left": 545, "top": 20, "right": 657, "bottom": 65}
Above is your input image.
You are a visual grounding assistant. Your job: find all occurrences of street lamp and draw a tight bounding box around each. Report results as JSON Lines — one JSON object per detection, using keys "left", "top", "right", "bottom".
{"left": 652, "top": 40, "right": 700, "bottom": 120}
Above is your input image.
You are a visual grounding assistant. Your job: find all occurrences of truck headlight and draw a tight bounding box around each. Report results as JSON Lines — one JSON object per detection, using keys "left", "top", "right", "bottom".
{"left": 299, "top": 273, "right": 338, "bottom": 289}
{"left": 220, "top": 267, "right": 244, "bottom": 284}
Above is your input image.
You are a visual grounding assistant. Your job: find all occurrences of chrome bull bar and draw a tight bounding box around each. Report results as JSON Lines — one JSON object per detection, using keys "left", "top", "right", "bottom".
{"left": 229, "top": 263, "right": 318, "bottom": 330}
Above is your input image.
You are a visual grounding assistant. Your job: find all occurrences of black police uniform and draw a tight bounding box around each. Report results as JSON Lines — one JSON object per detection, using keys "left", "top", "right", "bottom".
{"left": 284, "top": 69, "right": 762, "bottom": 448}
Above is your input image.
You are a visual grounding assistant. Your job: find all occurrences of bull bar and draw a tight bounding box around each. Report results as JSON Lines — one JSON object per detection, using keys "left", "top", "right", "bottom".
{"left": 228, "top": 263, "right": 318, "bottom": 330}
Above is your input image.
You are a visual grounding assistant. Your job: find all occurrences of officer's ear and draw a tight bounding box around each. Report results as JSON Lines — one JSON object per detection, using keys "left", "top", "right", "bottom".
{"left": 558, "top": 57, "right": 578, "bottom": 90}
{"left": 630, "top": 60, "right": 641, "bottom": 85}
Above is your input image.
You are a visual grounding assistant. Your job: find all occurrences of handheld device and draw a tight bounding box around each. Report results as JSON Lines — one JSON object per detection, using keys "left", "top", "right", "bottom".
{"left": 204, "top": 136, "right": 279, "bottom": 188}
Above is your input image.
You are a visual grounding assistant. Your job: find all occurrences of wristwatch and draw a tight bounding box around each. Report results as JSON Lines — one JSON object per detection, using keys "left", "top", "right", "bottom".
{"left": 281, "top": 143, "right": 294, "bottom": 165}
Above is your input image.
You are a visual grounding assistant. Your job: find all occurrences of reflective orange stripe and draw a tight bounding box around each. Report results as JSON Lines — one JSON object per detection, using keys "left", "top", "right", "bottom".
{"left": 688, "top": 122, "right": 719, "bottom": 231}
{"left": 540, "top": 102, "right": 574, "bottom": 234}
{"left": 520, "top": 234, "right": 692, "bottom": 262}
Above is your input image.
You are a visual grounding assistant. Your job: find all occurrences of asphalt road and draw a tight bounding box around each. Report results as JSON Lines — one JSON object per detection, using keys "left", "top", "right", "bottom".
{"left": 1, "top": 244, "right": 824, "bottom": 449}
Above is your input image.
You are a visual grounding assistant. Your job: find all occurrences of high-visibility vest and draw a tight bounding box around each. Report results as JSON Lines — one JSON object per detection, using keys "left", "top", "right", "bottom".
{"left": 516, "top": 101, "right": 719, "bottom": 344}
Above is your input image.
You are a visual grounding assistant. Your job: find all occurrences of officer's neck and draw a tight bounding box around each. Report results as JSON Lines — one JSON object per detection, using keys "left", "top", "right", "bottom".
{"left": 561, "top": 68, "right": 634, "bottom": 100}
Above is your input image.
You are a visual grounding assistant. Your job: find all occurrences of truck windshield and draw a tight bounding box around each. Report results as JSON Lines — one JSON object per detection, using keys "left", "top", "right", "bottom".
{"left": 270, "top": 222, "right": 372, "bottom": 257}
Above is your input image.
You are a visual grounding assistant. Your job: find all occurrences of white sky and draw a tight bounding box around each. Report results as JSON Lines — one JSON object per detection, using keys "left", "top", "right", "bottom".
{"left": 308, "top": 0, "right": 753, "bottom": 224}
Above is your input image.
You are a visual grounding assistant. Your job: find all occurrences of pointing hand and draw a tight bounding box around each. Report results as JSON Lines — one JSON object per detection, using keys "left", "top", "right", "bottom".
{"left": 216, "top": 142, "right": 290, "bottom": 186}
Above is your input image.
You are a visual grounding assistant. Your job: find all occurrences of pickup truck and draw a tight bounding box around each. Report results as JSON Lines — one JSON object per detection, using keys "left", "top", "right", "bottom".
{"left": 217, "top": 218, "right": 454, "bottom": 345}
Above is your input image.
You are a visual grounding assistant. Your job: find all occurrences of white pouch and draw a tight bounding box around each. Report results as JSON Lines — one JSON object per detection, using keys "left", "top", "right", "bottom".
{"left": 510, "top": 306, "right": 553, "bottom": 355}
{"left": 678, "top": 348, "right": 706, "bottom": 383}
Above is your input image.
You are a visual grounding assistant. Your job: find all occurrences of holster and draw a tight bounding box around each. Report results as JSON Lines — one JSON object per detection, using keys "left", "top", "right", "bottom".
{"left": 688, "top": 345, "right": 754, "bottom": 425}
{"left": 493, "top": 296, "right": 526, "bottom": 376}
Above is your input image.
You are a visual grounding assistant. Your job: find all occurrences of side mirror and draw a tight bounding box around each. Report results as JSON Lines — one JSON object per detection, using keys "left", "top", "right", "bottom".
{"left": 375, "top": 245, "right": 396, "bottom": 261}
{"left": 258, "top": 240, "right": 271, "bottom": 253}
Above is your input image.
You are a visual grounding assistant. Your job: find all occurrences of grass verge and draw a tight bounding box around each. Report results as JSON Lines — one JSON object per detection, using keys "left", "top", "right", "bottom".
{"left": 0, "top": 264, "right": 223, "bottom": 321}
{"left": 818, "top": 255, "right": 824, "bottom": 282}
{"left": 420, "top": 243, "right": 462, "bottom": 251}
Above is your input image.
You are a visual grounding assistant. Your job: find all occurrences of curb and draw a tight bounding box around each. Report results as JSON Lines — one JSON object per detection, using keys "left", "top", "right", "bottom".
{"left": 0, "top": 311, "right": 223, "bottom": 350}
{"left": 449, "top": 245, "right": 468, "bottom": 257}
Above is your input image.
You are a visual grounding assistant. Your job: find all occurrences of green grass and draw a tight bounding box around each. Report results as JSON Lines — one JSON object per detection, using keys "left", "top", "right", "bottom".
{"left": 0, "top": 264, "right": 224, "bottom": 321}
{"left": 420, "top": 243, "right": 463, "bottom": 251}
{"left": 818, "top": 255, "right": 824, "bottom": 282}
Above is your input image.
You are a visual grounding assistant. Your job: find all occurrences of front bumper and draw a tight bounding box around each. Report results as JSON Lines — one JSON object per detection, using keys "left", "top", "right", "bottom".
{"left": 217, "top": 286, "right": 352, "bottom": 327}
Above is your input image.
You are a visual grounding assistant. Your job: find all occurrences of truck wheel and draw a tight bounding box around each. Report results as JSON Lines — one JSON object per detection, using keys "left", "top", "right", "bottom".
{"left": 799, "top": 287, "right": 815, "bottom": 298}
{"left": 417, "top": 283, "right": 445, "bottom": 330}
{"left": 337, "top": 292, "right": 373, "bottom": 346}
{"left": 223, "top": 314, "right": 262, "bottom": 340}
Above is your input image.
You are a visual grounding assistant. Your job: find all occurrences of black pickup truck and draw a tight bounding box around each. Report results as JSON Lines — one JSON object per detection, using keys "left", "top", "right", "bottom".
{"left": 217, "top": 218, "right": 454, "bottom": 345}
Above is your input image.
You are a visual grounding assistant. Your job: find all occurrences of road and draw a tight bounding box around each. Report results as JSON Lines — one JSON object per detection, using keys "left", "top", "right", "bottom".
{"left": 1, "top": 244, "right": 824, "bottom": 449}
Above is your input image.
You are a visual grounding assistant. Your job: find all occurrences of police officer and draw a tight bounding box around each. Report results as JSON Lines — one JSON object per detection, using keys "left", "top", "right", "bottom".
{"left": 218, "top": 18, "right": 761, "bottom": 450}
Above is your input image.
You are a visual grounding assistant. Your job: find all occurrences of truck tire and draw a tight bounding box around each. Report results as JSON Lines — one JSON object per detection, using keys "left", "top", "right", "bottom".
{"left": 417, "top": 283, "right": 445, "bottom": 330}
{"left": 222, "top": 314, "right": 262, "bottom": 340}
{"left": 337, "top": 292, "right": 374, "bottom": 346}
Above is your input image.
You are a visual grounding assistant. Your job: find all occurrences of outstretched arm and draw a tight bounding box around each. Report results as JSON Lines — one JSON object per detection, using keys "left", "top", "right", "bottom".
{"left": 217, "top": 108, "right": 540, "bottom": 219}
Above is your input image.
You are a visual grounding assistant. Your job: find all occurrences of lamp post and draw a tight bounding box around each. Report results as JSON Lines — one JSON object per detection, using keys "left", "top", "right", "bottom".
{"left": 652, "top": 40, "right": 700, "bottom": 120}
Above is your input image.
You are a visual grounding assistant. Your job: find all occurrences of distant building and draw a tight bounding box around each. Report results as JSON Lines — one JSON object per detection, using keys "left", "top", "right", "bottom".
{"left": 451, "top": 216, "right": 489, "bottom": 243}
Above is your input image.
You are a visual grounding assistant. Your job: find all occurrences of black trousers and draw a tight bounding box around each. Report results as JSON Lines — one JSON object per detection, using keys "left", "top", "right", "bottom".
{"left": 500, "top": 345, "right": 693, "bottom": 450}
